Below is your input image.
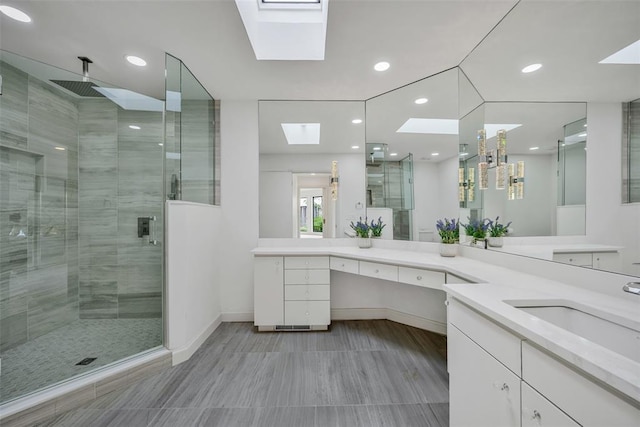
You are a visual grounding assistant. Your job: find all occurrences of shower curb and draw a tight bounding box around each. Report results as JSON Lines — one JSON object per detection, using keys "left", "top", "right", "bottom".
{"left": 0, "top": 348, "right": 172, "bottom": 427}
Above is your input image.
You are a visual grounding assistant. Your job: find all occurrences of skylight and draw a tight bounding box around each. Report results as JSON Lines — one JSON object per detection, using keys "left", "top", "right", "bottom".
{"left": 396, "top": 118, "right": 459, "bottom": 135}
{"left": 235, "top": 0, "right": 328, "bottom": 60}
{"left": 93, "top": 87, "right": 164, "bottom": 112}
{"left": 281, "top": 123, "right": 321, "bottom": 145}
{"left": 599, "top": 39, "right": 640, "bottom": 64}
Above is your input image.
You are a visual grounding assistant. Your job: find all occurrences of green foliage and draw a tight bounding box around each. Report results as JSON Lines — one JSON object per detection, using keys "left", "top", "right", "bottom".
{"left": 313, "top": 216, "right": 323, "bottom": 232}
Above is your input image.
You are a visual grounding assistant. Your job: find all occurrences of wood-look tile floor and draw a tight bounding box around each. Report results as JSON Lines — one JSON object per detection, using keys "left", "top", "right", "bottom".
{"left": 38, "top": 320, "right": 449, "bottom": 427}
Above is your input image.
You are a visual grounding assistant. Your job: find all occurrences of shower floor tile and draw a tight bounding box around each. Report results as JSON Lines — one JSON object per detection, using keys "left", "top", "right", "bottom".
{"left": 0, "top": 318, "right": 162, "bottom": 403}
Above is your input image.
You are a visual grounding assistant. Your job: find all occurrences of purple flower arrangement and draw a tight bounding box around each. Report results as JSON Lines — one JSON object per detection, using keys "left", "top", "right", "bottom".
{"left": 436, "top": 218, "right": 460, "bottom": 244}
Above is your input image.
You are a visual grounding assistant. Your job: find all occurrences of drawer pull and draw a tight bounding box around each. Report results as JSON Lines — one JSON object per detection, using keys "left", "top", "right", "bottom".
{"left": 375, "top": 269, "right": 379, "bottom": 273}
{"left": 305, "top": 312, "right": 309, "bottom": 316}
{"left": 531, "top": 410, "right": 541, "bottom": 421}
{"left": 417, "top": 275, "right": 422, "bottom": 280}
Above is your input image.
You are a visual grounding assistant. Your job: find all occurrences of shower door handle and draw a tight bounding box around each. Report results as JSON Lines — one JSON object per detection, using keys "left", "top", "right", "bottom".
{"left": 138, "top": 216, "right": 159, "bottom": 245}
{"left": 148, "top": 216, "right": 159, "bottom": 246}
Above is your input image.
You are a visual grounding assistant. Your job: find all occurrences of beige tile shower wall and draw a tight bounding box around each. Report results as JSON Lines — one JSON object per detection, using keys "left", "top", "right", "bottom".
{"left": 0, "top": 62, "right": 80, "bottom": 351}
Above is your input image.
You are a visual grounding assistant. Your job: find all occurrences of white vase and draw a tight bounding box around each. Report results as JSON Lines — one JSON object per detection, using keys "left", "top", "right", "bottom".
{"left": 439, "top": 243, "right": 457, "bottom": 257}
{"left": 488, "top": 236, "right": 503, "bottom": 247}
{"left": 357, "top": 237, "right": 372, "bottom": 248}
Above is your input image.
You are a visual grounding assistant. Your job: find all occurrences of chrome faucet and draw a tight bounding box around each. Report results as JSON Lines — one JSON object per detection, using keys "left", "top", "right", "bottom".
{"left": 622, "top": 282, "right": 640, "bottom": 295}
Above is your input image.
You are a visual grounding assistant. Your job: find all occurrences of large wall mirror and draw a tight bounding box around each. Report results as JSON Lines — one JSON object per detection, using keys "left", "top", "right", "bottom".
{"left": 459, "top": 102, "right": 587, "bottom": 237}
{"left": 259, "top": 101, "right": 366, "bottom": 238}
{"left": 259, "top": 1, "right": 639, "bottom": 278}
{"left": 364, "top": 68, "right": 463, "bottom": 241}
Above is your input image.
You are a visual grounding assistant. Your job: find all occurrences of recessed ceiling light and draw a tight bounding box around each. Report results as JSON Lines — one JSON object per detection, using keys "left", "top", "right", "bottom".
{"left": 374, "top": 61, "right": 390, "bottom": 72}
{"left": 583, "top": 124, "right": 587, "bottom": 127}
{"left": 54, "top": 146, "right": 66, "bottom": 151}
{"left": 129, "top": 125, "right": 141, "bottom": 130}
{"left": 529, "top": 146, "right": 540, "bottom": 151}
{"left": 0, "top": 5, "right": 32, "bottom": 22}
{"left": 599, "top": 39, "right": 640, "bottom": 64}
{"left": 125, "top": 55, "right": 147, "bottom": 67}
{"left": 351, "top": 145, "right": 360, "bottom": 149}
{"left": 158, "top": 143, "right": 163, "bottom": 146}
{"left": 521, "top": 63, "right": 542, "bottom": 73}
{"left": 414, "top": 98, "right": 428, "bottom": 105}
{"left": 373, "top": 147, "right": 381, "bottom": 151}
{"left": 459, "top": 152, "right": 469, "bottom": 157}
{"left": 352, "top": 119, "right": 362, "bottom": 124}
{"left": 431, "top": 152, "right": 439, "bottom": 156}
{"left": 390, "top": 153, "right": 398, "bottom": 156}
{"left": 578, "top": 133, "right": 587, "bottom": 137}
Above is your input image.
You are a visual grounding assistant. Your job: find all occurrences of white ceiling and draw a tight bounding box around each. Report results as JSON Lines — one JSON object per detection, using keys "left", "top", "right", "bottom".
{"left": 2, "top": 1, "right": 637, "bottom": 103}
{"left": 2, "top": 0, "right": 638, "bottom": 162}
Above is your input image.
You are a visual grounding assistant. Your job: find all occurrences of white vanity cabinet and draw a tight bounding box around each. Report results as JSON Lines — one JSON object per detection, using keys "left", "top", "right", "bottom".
{"left": 398, "top": 266, "right": 445, "bottom": 290}
{"left": 254, "top": 255, "right": 330, "bottom": 331}
{"left": 448, "top": 298, "right": 640, "bottom": 427}
{"left": 448, "top": 325, "right": 521, "bottom": 427}
{"left": 253, "top": 256, "right": 284, "bottom": 327}
{"left": 283, "top": 256, "right": 330, "bottom": 328}
{"left": 552, "top": 251, "right": 620, "bottom": 270}
{"left": 521, "top": 382, "right": 579, "bottom": 427}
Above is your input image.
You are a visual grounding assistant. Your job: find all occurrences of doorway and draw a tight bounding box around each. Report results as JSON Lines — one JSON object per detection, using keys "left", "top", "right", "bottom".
{"left": 293, "top": 173, "right": 335, "bottom": 239}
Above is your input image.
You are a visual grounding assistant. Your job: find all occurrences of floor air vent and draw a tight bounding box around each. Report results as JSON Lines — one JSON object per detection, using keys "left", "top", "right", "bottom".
{"left": 275, "top": 325, "right": 311, "bottom": 331}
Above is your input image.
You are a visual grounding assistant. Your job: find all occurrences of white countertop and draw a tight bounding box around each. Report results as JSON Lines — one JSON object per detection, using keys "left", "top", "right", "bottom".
{"left": 488, "top": 243, "right": 622, "bottom": 260}
{"left": 253, "top": 244, "right": 640, "bottom": 403}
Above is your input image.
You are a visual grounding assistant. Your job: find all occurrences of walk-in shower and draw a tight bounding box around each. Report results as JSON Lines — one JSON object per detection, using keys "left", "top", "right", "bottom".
{"left": 0, "top": 50, "right": 179, "bottom": 405}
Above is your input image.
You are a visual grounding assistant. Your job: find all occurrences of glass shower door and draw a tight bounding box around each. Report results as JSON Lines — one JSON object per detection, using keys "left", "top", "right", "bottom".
{"left": 0, "top": 50, "right": 164, "bottom": 404}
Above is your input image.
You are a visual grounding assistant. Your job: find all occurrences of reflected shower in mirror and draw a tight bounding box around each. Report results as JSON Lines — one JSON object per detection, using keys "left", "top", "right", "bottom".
{"left": 258, "top": 100, "right": 366, "bottom": 238}
{"left": 365, "top": 68, "right": 461, "bottom": 241}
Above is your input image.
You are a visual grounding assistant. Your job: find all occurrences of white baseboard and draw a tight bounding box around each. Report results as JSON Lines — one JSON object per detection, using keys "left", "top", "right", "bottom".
{"left": 331, "top": 307, "right": 387, "bottom": 320}
{"left": 330, "top": 307, "right": 446, "bottom": 335}
{"left": 386, "top": 308, "right": 447, "bottom": 335}
{"left": 221, "top": 312, "right": 253, "bottom": 322}
{"left": 172, "top": 314, "right": 222, "bottom": 365}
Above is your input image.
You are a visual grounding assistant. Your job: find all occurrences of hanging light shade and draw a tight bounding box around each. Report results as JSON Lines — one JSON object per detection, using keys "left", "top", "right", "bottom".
{"left": 495, "top": 129, "right": 507, "bottom": 190}
{"left": 477, "top": 129, "right": 489, "bottom": 190}
{"left": 330, "top": 160, "right": 339, "bottom": 200}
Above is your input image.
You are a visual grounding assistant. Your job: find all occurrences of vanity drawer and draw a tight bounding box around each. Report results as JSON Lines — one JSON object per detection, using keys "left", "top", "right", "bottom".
{"left": 285, "top": 284, "right": 330, "bottom": 301}
{"left": 522, "top": 342, "right": 640, "bottom": 426}
{"left": 284, "top": 269, "right": 330, "bottom": 285}
{"left": 398, "top": 267, "right": 445, "bottom": 290}
{"left": 448, "top": 298, "right": 521, "bottom": 375}
{"left": 285, "top": 256, "right": 329, "bottom": 269}
{"left": 359, "top": 261, "right": 398, "bottom": 282}
{"left": 330, "top": 256, "right": 359, "bottom": 274}
{"left": 285, "top": 301, "right": 330, "bottom": 325}
{"left": 552, "top": 252, "right": 592, "bottom": 267}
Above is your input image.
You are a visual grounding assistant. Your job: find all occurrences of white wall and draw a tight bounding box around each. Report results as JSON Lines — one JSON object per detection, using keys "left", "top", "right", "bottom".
{"left": 220, "top": 100, "right": 260, "bottom": 319}
{"left": 259, "top": 171, "right": 293, "bottom": 237}
{"left": 166, "top": 201, "right": 222, "bottom": 364}
{"left": 260, "top": 153, "right": 366, "bottom": 238}
{"left": 483, "top": 154, "right": 555, "bottom": 237}
{"left": 586, "top": 103, "right": 640, "bottom": 275}
{"left": 412, "top": 161, "right": 439, "bottom": 241}
{"left": 437, "top": 156, "right": 461, "bottom": 221}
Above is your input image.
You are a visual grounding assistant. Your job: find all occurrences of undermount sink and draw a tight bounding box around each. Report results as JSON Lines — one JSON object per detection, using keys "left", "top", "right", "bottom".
{"left": 505, "top": 299, "right": 640, "bottom": 363}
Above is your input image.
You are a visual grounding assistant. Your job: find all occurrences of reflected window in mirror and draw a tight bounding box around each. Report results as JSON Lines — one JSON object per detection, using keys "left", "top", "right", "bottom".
{"left": 622, "top": 99, "right": 640, "bottom": 203}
